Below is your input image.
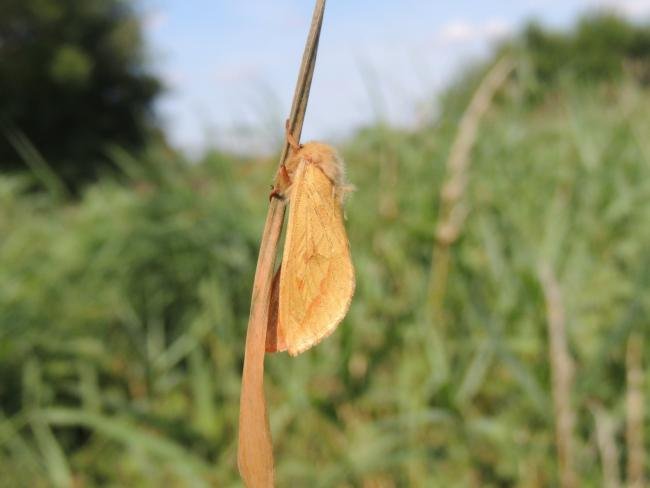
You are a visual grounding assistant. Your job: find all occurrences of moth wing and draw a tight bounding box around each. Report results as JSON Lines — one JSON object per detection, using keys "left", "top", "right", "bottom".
{"left": 278, "top": 159, "right": 355, "bottom": 356}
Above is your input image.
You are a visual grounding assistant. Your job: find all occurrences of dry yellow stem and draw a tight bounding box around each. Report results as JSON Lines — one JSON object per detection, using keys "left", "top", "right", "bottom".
{"left": 590, "top": 403, "right": 621, "bottom": 488}
{"left": 237, "top": 1, "right": 327, "bottom": 486}
{"left": 539, "top": 263, "right": 577, "bottom": 488}
{"left": 428, "top": 56, "right": 514, "bottom": 321}
{"left": 626, "top": 332, "right": 645, "bottom": 488}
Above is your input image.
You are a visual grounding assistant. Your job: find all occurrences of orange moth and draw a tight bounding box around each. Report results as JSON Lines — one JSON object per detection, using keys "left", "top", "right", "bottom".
{"left": 266, "top": 141, "right": 355, "bottom": 356}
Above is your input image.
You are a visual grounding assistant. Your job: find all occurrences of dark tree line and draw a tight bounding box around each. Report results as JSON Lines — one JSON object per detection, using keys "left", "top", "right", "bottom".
{"left": 0, "top": 0, "right": 162, "bottom": 190}
{"left": 524, "top": 14, "right": 650, "bottom": 85}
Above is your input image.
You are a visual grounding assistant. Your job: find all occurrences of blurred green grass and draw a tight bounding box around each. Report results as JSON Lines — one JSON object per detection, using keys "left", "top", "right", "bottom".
{"left": 2, "top": 36, "right": 650, "bottom": 488}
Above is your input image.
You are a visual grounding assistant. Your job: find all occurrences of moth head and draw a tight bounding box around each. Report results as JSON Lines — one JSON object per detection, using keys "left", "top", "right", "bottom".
{"left": 272, "top": 142, "right": 352, "bottom": 202}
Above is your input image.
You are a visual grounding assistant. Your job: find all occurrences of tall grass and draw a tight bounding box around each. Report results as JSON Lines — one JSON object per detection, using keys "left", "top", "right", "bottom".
{"left": 1, "top": 56, "right": 649, "bottom": 486}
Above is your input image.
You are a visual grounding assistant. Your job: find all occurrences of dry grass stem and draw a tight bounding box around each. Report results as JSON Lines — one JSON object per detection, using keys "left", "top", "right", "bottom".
{"left": 626, "top": 332, "right": 645, "bottom": 488}
{"left": 427, "top": 56, "right": 514, "bottom": 320}
{"left": 590, "top": 403, "right": 621, "bottom": 488}
{"left": 539, "top": 263, "right": 577, "bottom": 488}
{"left": 237, "top": 1, "right": 327, "bottom": 486}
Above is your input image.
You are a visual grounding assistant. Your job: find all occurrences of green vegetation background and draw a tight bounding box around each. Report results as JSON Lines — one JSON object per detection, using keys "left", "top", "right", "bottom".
{"left": 1, "top": 13, "right": 649, "bottom": 487}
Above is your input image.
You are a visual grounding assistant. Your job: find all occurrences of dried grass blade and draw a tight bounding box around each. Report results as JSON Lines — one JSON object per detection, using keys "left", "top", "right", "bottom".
{"left": 237, "top": 1, "right": 327, "bottom": 486}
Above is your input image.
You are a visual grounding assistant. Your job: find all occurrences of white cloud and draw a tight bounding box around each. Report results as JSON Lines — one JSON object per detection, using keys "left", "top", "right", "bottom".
{"left": 585, "top": 0, "right": 650, "bottom": 16}
{"left": 438, "top": 18, "right": 512, "bottom": 45}
{"left": 439, "top": 20, "right": 477, "bottom": 44}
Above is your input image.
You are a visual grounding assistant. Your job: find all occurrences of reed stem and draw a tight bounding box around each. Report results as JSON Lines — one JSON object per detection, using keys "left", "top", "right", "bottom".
{"left": 237, "top": 2, "right": 327, "bottom": 487}
{"left": 427, "top": 57, "right": 514, "bottom": 323}
{"left": 626, "top": 331, "right": 645, "bottom": 488}
{"left": 539, "top": 263, "right": 577, "bottom": 488}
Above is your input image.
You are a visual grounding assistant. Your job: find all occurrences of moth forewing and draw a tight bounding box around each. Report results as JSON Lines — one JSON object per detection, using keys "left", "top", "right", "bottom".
{"left": 270, "top": 143, "right": 355, "bottom": 356}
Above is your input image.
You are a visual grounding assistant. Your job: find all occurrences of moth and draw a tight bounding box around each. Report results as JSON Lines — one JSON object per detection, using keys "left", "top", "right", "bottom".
{"left": 266, "top": 140, "right": 355, "bottom": 356}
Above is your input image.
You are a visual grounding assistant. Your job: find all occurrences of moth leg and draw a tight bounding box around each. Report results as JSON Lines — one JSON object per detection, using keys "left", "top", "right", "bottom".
{"left": 268, "top": 164, "right": 292, "bottom": 200}
{"left": 285, "top": 118, "right": 302, "bottom": 152}
{"left": 280, "top": 162, "right": 292, "bottom": 185}
{"left": 269, "top": 187, "right": 283, "bottom": 201}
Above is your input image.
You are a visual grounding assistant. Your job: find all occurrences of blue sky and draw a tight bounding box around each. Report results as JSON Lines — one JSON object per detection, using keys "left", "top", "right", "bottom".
{"left": 140, "top": 0, "right": 650, "bottom": 155}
